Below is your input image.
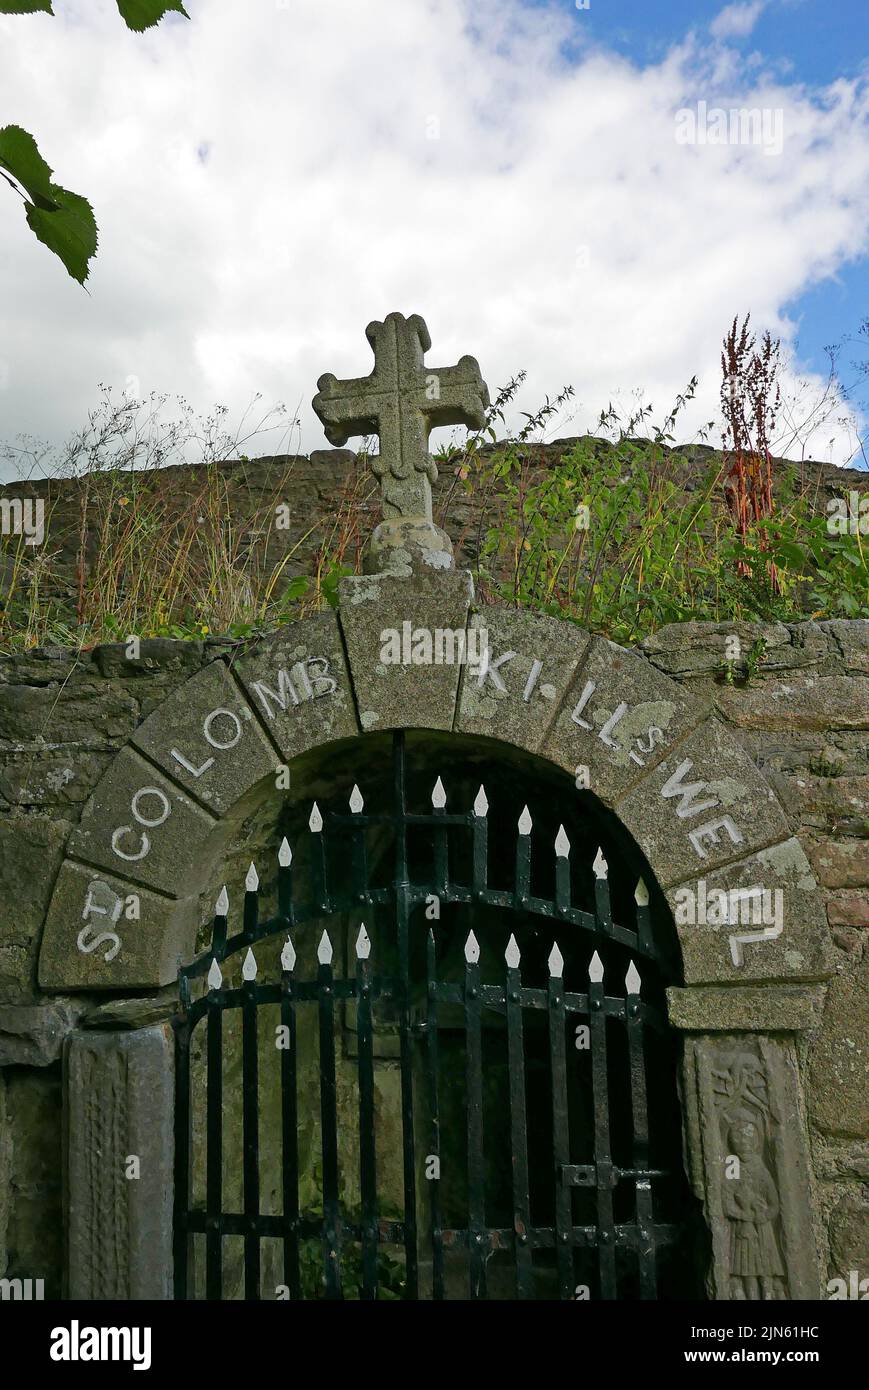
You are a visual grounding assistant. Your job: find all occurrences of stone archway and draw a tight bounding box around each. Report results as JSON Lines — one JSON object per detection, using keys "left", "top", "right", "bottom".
{"left": 42, "top": 569, "right": 830, "bottom": 1300}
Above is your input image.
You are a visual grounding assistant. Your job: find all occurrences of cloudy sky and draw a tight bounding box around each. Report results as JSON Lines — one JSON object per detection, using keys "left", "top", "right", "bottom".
{"left": 1, "top": 0, "right": 867, "bottom": 479}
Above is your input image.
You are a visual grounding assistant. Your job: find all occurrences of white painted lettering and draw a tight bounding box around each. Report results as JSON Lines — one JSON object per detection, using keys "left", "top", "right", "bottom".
{"left": 203, "top": 708, "right": 242, "bottom": 750}
{"left": 660, "top": 759, "right": 719, "bottom": 819}
{"left": 170, "top": 748, "right": 215, "bottom": 779}
{"left": 522, "top": 659, "right": 543, "bottom": 702}
{"left": 476, "top": 647, "right": 516, "bottom": 692}
{"left": 570, "top": 679, "right": 596, "bottom": 729}
{"left": 688, "top": 814, "right": 743, "bottom": 857}
{"left": 251, "top": 669, "right": 300, "bottom": 719}
{"left": 131, "top": 787, "right": 171, "bottom": 828}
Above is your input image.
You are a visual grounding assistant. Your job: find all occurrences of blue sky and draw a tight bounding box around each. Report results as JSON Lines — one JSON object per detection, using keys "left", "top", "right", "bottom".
{"left": 1, "top": 0, "right": 867, "bottom": 470}
{"left": 539, "top": 0, "right": 869, "bottom": 379}
{"left": 538, "top": 0, "right": 866, "bottom": 87}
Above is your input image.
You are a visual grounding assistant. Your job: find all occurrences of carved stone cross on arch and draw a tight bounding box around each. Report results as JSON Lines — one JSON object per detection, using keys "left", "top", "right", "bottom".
{"left": 312, "top": 312, "right": 490, "bottom": 572}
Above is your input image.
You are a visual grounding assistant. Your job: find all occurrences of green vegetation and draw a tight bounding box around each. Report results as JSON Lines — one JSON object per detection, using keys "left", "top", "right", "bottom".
{"left": 0, "top": 1, "right": 188, "bottom": 284}
{"left": 0, "top": 376, "right": 866, "bottom": 654}
{"left": 442, "top": 373, "right": 868, "bottom": 645}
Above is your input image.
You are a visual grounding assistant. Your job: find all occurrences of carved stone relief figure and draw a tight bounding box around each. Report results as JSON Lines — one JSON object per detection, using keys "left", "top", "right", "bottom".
{"left": 721, "top": 1108, "right": 786, "bottom": 1299}
{"left": 712, "top": 1049, "right": 786, "bottom": 1300}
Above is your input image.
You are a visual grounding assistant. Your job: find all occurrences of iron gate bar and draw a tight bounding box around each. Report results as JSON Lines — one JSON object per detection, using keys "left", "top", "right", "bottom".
{"left": 180, "top": 1208, "right": 678, "bottom": 1249}
{"left": 206, "top": 974, "right": 223, "bottom": 1301}
{"left": 547, "top": 948, "right": 574, "bottom": 1299}
{"left": 242, "top": 950, "right": 261, "bottom": 1300}
{"left": 173, "top": 990, "right": 192, "bottom": 1300}
{"left": 463, "top": 935, "right": 486, "bottom": 1299}
{"left": 279, "top": 951, "right": 302, "bottom": 1300}
{"left": 425, "top": 928, "right": 445, "bottom": 1301}
{"left": 175, "top": 729, "right": 683, "bottom": 1300}
{"left": 626, "top": 965, "right": 657, "bottom": 1300}
{"left": 589, "top": 957, "right": 617, "bottom": 1299}
{"left": 181, "top": 877, "right": 649, "bottom": 981}
{"left": 394, "top": 739, "right": 420, "bottom": 1300}
{"left": 561, "top": 1166, "right": 668, "bottom": 1187}
{"left": 355, "top": 930, "right": 378, "bottom": 1300}
{"left": 505, "top": 936, "right": 534, "bottom": 1299}
{"left": 180, "top": 977, "right": 668, "bottom": 1033}
{"left": 318, "top": 941, "right": 342, "bottom": 1299}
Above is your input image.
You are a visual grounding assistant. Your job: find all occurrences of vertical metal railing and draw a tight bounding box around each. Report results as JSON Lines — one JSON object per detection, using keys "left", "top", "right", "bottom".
{"left": 547, "top": 941, "right": 573, "bottom": 1299}
{"left": 174, "top": 730, "right": 679, "bottom": 1302}
{"left": 424, "top": 926, "right": 445, "bottom": 1300}
{"left": 317, "top": 931, "right": 341, "bottom": 1299}
{"left": 279, "top": 932, "right": 301, "bottom": 1299}
{"left": 205, "top": 953, "right": 224, "bottom": 1301}
{"left": 505, "top": 934, "right": 533, "bottom": 1299}
{"left": 355, "top": 925, "right": 378, "bottom": 1300}
{"left": 463, "top": 930, "right": 486, "bottom": 1299}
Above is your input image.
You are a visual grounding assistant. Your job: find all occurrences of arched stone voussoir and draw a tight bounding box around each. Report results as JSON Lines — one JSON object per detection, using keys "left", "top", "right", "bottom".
{"left": 129, "top": 659, "right": 281, "bottom": 815}
{"left": 338, "top": 569, "right": 474, "bottom": 732}
{"left": 455, "top": 608, "right": 592, "bottom": 753}
{"left": 540, "top": 633, "right": 711, "bottom": 804}
{"left": 614, "top": 715, "right": 791, "bottom": 890}
{"left": 39, "top": 860, "right": 197, "bottom": 991}
{"left": 667, "top": 838, "right": 835, "bottom": 987}
{"left": 232, "top": 609, "right": 359, "bottom": 756}
{"left": 66, "top": 746, "right": 219, "bottom": 896}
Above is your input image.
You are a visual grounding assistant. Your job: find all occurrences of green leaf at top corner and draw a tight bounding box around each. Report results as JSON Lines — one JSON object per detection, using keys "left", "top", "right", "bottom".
{"left": 114, "top": 0, "right": 189, "bottom": 31}
{"left": 25, "top": 185, "right": 98, "bottom": 285}
{"left": 0, "top": 2, "right": 54, "bottom": 13}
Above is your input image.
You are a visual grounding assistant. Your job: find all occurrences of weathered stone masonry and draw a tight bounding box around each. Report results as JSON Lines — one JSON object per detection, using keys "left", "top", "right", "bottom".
{"left": 0, "top": 601, "right": 865, "bottom": 1299}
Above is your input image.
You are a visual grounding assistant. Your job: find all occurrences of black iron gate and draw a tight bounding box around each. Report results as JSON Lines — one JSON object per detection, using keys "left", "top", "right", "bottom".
{"left": 174, "top": 731, "right": 691, "bottom": 1300}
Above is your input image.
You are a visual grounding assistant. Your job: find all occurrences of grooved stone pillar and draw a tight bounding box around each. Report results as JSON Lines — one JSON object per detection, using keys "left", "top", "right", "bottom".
{"left": 65, "top": 1023, "right": 175, "bottom": 1299}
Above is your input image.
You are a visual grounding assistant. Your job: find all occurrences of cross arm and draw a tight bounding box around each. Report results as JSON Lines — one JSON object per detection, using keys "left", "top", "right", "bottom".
{"left": 417, "top": 355, "right": 491, "bottom": 431}
{"left": 313, "top": 374, "right": 386, "bottom": 447}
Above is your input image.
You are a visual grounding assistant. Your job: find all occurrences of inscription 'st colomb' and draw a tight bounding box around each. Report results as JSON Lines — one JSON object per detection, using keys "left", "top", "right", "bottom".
{"left": 312, "top": 312, "right": 490, "bottom": 572}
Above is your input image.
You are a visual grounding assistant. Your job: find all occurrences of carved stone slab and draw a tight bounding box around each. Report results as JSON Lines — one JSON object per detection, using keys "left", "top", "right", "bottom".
{"left": 339, "top": 569, "right": 474, "bottom": 732}
{"left": 39, "top": 862, "right": 197, "bottom": 990}
{"left": 542, "top": 635, "right": 709, "bottom": 804}
{"left": 65, "top": 1024, "right": 174, "bottom": 1299}
{"left": 681, "top": 1035, "right": 821, "bottom": 1299}
{"left": 455, "top": 609, "right": 590, "bottom": 753}
{"left": 616, "top": 716, "right": 790, "bottom": 889}
{"left": 67, "top": 747, "right": 218, "bottom": 896}
{"left": 667, "top": 985, "right": 825, "bottom": 1033}
{"left": 668, "top": 838, "right": 835, "bottom": 985}
{"left": 233, "top": 611, "right": 358, "bottom": 759}
{"left": 130, "top": 661, "right": 281, "bottom": 815}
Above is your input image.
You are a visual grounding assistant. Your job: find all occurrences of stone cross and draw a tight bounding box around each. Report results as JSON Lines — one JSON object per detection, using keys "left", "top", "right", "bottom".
{"left": 312, "top": 312, "right": 490, "bottom": 572}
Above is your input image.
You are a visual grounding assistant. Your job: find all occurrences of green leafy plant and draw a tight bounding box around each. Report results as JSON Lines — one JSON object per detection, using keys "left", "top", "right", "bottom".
{"left": 0, "top": 0, "right": 189, "bottom": 283}
{"left": 436, "top": 363, "right": 866, "bottom": 642}
{"left": 2, "top": 363, "right": 866, "bottom": 654}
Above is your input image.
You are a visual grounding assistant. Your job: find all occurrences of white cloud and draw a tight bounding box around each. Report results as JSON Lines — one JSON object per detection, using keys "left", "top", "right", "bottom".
{"left": 710, "top": 2, "right": 767, "bottom": 42}
{"left": 0, "top": 0, "right": 867, "bottom": 476}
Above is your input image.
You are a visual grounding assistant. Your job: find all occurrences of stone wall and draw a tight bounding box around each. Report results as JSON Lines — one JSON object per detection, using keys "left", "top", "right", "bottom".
{"left": 0, "top": 612, "right": 866, "bottom": 1297}
{"left": 2, "top": 442, "right": 867, "bottom": 608}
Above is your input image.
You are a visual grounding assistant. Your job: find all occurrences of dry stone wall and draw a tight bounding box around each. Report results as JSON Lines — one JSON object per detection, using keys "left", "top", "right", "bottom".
{"left": 2, "top": 443, "right": 867, "bottom": 607}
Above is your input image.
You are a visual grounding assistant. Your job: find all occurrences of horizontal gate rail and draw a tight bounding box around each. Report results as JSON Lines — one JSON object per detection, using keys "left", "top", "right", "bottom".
{"left": 179, "top": 735, "right": 656, "bottom": 988}
{"left": 181, "top": 979, "right": 667, "bottom": 1033}
{"left": 176, "top": 919, "right": 676, "bottom": 1299}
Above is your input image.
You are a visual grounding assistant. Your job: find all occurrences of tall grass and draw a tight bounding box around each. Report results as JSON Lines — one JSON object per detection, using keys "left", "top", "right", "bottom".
{"left": 0, "top": 372, "right": 866, "bottom": 655}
